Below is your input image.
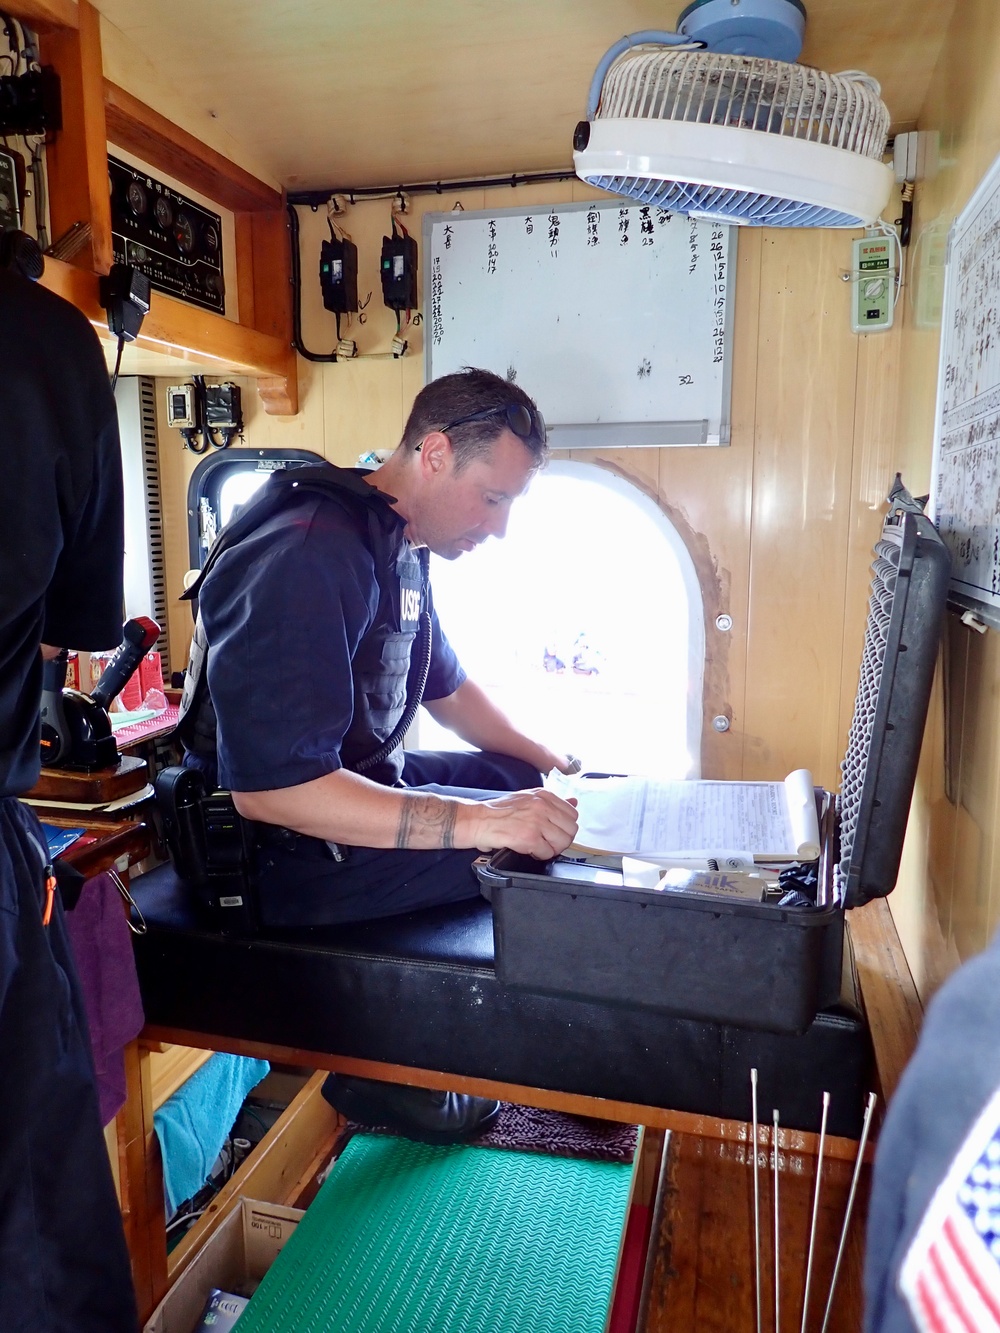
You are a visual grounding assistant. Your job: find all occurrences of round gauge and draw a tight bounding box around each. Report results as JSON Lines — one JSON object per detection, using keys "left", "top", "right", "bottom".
{"left": 126, "top": 180, "right": 148, "bottom": 216}
{"left": 174, "top": 211, "right": 196, "bottom": 254}
{"left": 203, "top": 223, "right": 219, "bottom": 252}
{"left": 154, "top": 195, "right": 174, "bottom": 230}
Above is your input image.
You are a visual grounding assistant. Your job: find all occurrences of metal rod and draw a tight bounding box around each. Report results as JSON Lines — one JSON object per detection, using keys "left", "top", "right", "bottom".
{"left": 287, "top": 168, "right": 579, "bottom": 209}
{"left": 819, "top": 1092, "right": 877, "bottom": 1333}
{"left": 774, "top": 1108, "right": 781, "bottom": 1333}
{"left": 751, "top": 1069, "right": 762, "bottom": 1333}
{"left": 800, "top": 1092, "right": 830, "bottom": 1333}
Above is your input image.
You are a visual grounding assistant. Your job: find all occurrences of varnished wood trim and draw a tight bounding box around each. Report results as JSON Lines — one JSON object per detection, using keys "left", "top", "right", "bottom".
{"left": 40, "top": 1, "right": 113, "bottom": 272}
{"left": 39, "top": 255, "right": 297, "bottom": 380}
{"left": 146, "top": 1045, "right": 214, "bottom": 1112}
{"left": 234, "top": 212, "right": 256, "bottom": 330}
{"left": 132, "top": 288, "right": 297, "bottom": 378}
{"left": 140, "top": 1024, "right": 871, "bottom": 1162}
{"left": 104, "top": 81, "right": 281, "bottom": 213}
{"left": 166, "top": 1072, "right": 340, "bottom": 1282}
{"left": 7, "top": 0, "right": 78, "bottom": 31}
{"left": 119, "top": 1040, "right": 167, "bottom": 1321}
{"left": 56, "top": 822, "right": 149, "bottom": 878}
{"left": 256, "top": 372, "right": 298, "bottom": 416}
{"left": 242, "top": 207, "right": 292, "bottom": 341}
{"left": 847, "top": 896, "right": 924, "bottom": 1105}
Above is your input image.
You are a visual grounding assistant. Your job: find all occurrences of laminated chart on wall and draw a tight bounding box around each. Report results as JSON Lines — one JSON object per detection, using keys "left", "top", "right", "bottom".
{"left": 424, "top": 202, "right": 736, "bottom": 446}
{"left": 931, "top": 149, "right": 1000, "bottom": 625}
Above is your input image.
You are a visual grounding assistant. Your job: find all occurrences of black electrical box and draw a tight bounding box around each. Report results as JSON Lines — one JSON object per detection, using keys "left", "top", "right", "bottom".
{"left": 320, "top": 237, "right": 358, "bottom": 313}
{"left": 0, "top": 68, "right": 61, "bottom": 137}
{"left": 204, "top": 382, "right": 242, "bottom": 432}
{"left": 380, "top": 234, "right": 417, "bottom": 310}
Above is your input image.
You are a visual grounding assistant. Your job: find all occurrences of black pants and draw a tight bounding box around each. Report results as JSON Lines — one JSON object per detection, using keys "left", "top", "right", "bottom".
{"left": 0, "top": 798, "right": 138, "bottom": 1333}
{"left": 254, "top": 749, "right": 543, "bottom": 927}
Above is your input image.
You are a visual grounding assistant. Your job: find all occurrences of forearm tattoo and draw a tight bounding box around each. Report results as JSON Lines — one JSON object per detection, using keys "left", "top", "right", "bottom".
{"left": 395, "top": 793, "right": 458, "bottom": 849}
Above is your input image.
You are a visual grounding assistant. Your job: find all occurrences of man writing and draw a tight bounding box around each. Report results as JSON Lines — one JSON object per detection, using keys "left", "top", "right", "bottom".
{"left": 179, "top": 367, "right": 579, "bottom": 1139}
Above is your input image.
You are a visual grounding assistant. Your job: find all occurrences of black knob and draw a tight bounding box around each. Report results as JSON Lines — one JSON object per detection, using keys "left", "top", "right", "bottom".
{"left": 573, "top": 120, "right": 591, "bottom": 152}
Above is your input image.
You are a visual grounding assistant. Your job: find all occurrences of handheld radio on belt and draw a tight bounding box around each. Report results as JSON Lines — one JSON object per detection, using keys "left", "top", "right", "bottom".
{"left": 154, "top": 766, "right": 258, "bottom": 933}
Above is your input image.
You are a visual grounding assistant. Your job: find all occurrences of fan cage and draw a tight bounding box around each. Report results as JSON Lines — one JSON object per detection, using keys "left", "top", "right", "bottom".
{"left": 582, "top": 173, "right": 863, "bottom": 227}
{"left": 597, "top": 51, "right": 889, "bottom": 160}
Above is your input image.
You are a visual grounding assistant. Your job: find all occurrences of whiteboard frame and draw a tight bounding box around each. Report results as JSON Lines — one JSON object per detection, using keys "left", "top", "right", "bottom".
{"left": 929, "top": 148, "right": 1000, "bottom": 630}
{"left": 422, "top": 200, "right": 737, "bottom": 448}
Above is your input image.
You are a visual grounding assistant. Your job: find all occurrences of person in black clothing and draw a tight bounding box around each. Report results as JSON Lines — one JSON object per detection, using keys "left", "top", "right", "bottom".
{"left": 0, "top": 269, "right": 139, "bottom": 1331}
{"left": 180, "top": 368, "right": 579, "bottom": 923}
{"left": 179, "top": 367, "right": 580, "bottom": 1142}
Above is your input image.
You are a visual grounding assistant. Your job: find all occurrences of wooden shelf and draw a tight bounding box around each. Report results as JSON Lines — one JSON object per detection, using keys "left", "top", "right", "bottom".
{"left": 143, "top": 1044, "right": 215, "bottom": 1112}
{"left": 10, "top": 0, "right": 78, "bottom": 33}
{"left": 40, "top": 255, "right": 297, "bottom": 388}
{"left": 11, "top": 0, "right": 299, "bottom": 414}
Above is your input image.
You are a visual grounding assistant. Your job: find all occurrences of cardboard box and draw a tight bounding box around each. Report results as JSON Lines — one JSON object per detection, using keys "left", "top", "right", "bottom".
{"left": 142, "top": 1199, "right": 303, "bottom": 1333}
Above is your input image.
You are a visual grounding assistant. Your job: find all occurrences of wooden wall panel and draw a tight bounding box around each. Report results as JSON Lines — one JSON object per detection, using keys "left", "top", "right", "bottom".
{"left": 948, "top": 630, "right": 1000, "bottom": 961}
{"left": 837, "top": 317, "right": 903, "bottom": 752}
{"left": 656, "top": 230, "right": 761, "bottom": 781}
{"left": 743, "top": 230, "right": 860, "bottom": 789}
{"left": 887, "top": 0, "right": 1000, "bottom": 1002}
{"left": 322, "top": 358, "right": 406, "bottom": 466}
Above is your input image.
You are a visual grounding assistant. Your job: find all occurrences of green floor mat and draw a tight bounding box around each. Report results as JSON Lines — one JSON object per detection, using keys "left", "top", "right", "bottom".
{"left": 234, "top": 1134, "right": 633, "bottom": 1332}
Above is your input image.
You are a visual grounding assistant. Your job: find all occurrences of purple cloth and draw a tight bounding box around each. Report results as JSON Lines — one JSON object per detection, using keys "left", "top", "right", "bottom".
{"left": 64, "top": 871, "right": 145, "bottom": 1125}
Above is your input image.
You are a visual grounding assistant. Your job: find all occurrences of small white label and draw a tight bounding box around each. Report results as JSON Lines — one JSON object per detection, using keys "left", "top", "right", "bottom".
{"left": 219, "top": 895, "right": 244, "bottom": 908}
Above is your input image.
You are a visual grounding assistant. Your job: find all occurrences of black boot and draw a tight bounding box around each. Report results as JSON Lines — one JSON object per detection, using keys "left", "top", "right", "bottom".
{"left": 321, "top": 1074, "right": 500, "bottom": 1145}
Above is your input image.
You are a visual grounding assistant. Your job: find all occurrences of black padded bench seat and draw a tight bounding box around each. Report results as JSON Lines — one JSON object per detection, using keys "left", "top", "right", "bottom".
{"left": 130, "top": 863, "right": 874, "bottom": 1139}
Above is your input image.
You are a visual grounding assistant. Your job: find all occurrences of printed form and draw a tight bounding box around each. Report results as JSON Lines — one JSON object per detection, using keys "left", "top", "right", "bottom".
{"left": 545, "top": 769, "right": 820, "bottom": 861}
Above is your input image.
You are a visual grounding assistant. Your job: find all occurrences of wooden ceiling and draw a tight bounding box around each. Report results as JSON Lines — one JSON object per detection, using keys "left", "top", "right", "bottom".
{"left": 91, "top": 0, "right": 955, "bottom": 193}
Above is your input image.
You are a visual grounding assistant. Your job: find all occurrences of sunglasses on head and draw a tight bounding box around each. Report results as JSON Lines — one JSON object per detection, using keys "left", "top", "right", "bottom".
{"left": 440, "top": 401, "right": 546, "bottom": 444}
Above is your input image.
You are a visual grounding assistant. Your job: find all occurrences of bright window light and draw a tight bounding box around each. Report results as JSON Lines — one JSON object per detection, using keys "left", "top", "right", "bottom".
{"left": 218, "top": 469, "right": 269, "bottom": 527}
{"left": 420, "top": 461, "right": 704, "bottom": 778}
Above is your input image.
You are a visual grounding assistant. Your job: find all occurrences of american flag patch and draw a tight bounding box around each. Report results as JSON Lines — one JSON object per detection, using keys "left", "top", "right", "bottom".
{"left": 900, "top": 1085, "right": 1000, "bottom": 1331}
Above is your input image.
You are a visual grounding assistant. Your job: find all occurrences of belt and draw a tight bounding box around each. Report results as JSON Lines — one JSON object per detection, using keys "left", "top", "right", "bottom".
{"left": 255, "top": 823, "right": 348, "bottom": 863}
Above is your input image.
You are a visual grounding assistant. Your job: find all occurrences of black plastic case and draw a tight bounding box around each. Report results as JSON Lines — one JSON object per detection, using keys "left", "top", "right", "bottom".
{"left": 476, "top": 480, "right": 951, "bottom": 1035}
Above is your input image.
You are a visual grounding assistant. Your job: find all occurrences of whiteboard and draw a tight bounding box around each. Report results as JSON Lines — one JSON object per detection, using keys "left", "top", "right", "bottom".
{"left": 930, "top": 149, "right": 1000, "bottom": 626}
{"left": 423, "top": 201, "right": 736, "bottom": 447}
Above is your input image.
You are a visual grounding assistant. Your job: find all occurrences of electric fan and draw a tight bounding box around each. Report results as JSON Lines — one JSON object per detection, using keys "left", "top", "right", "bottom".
{"left": 573, "top": 0, "right": 894, "bottom": 227}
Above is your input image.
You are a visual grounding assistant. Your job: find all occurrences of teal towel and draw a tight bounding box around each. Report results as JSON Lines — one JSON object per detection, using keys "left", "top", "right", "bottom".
{"left": 153, "top": 1053, "right": 269, "bottom": 1215}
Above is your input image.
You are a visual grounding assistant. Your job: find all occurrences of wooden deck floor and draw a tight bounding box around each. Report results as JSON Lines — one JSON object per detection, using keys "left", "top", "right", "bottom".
{"left": 642, "top": 1131, "right": 868, "bottom": 1333}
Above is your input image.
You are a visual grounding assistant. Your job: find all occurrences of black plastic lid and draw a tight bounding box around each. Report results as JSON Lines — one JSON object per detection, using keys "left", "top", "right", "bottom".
{"left": 837, "top": 479, "right": 950, "bottom": 907}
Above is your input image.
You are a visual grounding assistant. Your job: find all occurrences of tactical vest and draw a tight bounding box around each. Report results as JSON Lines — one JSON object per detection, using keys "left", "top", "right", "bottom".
{"left": 177, "top": 463, "right": 430, "bottom": 788}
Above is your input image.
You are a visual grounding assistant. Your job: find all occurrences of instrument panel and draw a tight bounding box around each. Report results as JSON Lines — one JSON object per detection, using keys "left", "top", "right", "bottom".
{"left": 109, "top": 155, "right": 226, "bottom": 314}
